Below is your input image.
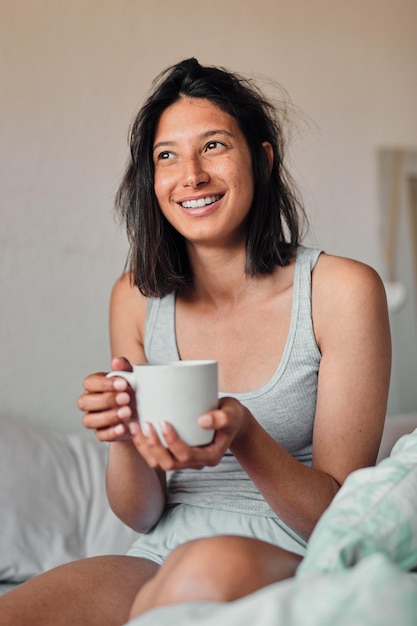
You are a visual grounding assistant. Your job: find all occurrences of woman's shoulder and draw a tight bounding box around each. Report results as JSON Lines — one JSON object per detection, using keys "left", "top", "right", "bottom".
{"left": 110, "top": 272, "right": 147, "bottom": 331}
{"left": 109, "top": 272, "right": 148, "bottom": 361}
{"left": 313, "top": 252, "right": 385, "bottom": 293}
{"left": 311, "top": 252, "right": 389, "bottom": 343}
{"left": 111, "top": 271, "right": 145, "bottom": 301}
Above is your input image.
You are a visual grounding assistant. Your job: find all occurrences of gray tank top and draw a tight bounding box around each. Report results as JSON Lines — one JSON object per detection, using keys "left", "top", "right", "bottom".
{"left": 144, "top": 246, "right": 322, "bottom": 518}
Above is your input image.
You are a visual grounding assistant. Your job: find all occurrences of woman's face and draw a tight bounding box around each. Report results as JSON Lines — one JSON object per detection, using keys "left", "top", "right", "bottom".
{"left": 152, "top": 97, "right": 255, "bottom": 248}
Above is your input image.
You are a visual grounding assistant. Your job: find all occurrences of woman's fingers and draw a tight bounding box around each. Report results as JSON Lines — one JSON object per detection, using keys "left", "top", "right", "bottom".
{"left": 77, "top": 367, "right": 137, "bottom": 443}
{"left": 130, "top": 422, "right": 176, "bottom": 470}
{"left": 82, "top": 405, "right": 125, "bottom": 428}
{"left": 81, "top": 354, "right": 132, "bottom": 394}
{"left": 82, "top": 372, "right": 117, "bottom": 393}
{"left": 122, "top": 395, "right": 248, "bottom": 469}
{"left": 128, "top": 419, "right": 227, "bottom": 471}
{"left": 94, "top": 422, "right": 132, "bottom": 442}
{"left": 82, "top": 403, "right": 135, "bottom": 442}
{"left": 78, "top": 389, "right": 117, "bottom": 413}
{"left": 197, "top": 409, "right": 229, "bottom": 431}
{"left": 130, "top": 422, "right": 187, "bottom": 470}
{"left": 111, "top": 356, "right": 133, "bottom": 372}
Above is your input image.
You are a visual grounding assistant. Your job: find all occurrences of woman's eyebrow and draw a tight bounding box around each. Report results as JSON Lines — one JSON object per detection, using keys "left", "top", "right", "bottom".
{"left": 153, "top": 129, "right": 234, "bottom": 152}
{"left": 153, "top": 140, "right": 176, "bottom": 152}
{"left": 200, "top": 129, "right": 234, "bottom": 140}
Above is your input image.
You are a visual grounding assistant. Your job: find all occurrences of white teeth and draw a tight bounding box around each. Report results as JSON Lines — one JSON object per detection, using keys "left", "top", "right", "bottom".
{"left": 181, "top": 195, "right": 220, "bottom": 209}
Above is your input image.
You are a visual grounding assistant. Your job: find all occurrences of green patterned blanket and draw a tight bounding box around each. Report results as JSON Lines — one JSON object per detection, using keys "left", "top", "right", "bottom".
{"left": 127, "top": 430, "right": 417, "bottom": 626}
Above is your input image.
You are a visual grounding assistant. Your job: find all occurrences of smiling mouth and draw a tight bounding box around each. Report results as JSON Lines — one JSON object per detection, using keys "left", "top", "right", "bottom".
{"left": 180, "top": 195, "right": 222, "bottom": 209}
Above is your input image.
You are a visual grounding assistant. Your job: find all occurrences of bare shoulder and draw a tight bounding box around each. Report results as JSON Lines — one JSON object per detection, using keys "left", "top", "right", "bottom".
{"left": 111, "top": 271, "right": 143, "bottom": 300}
{"left": 313, "top": 252, "right": 387, "bottom": 309}
{"left": 312, "top": 253, "right": 390, "bottom": 347}
{"left": 314, "top": 252, "right": 384, "bottom": 285}
{"left": 110, "top": 271, "right": 148, "bottom": 317}
{"left": 110, "top": 272, "right": 148, "bottom": 362}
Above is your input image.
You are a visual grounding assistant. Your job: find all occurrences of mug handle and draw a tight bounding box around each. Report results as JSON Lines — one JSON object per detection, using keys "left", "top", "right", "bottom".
{"left": 106, "top": 370, "right": 137, "bottom": 390}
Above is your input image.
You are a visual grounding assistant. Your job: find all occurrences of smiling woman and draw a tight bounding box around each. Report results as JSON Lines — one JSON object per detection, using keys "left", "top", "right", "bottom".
{"left": 115, "top": 57, "right": 304, "bottom": 298}
{"left": 0, "top": 58, "right": 391, "bottom": 626}
{"left": 152, "top": 98, "right": 255, "bottom": 247}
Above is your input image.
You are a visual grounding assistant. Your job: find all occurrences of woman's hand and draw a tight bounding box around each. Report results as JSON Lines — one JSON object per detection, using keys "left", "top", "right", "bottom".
{"left": 77, "top": 356, "right": 137, "bottom": 442}
{"left": 128, "top": 396, "right": 253, "bottom": 471}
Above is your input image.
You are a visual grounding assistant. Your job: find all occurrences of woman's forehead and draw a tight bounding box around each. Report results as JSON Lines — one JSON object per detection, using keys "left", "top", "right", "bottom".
{"left": 154, "top": 98, "right": 241, "bottom": 144}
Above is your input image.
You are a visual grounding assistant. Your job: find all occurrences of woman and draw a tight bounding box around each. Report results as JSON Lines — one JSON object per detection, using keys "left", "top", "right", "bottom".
{"left": 0, "top": 58, "right": 391, "bottom": 626}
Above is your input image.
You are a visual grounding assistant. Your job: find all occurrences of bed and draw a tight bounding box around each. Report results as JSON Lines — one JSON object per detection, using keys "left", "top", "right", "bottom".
{"left": 1, "top": 414, "right": 417, "bottom": 625}
{"left": 0, "top": 418, "right": 138, "bottom": 597}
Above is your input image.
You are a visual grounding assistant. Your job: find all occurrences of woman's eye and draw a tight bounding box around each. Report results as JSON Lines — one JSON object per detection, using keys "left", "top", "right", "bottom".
{"left": 205, "top": 141, "right": 224, "bottom": 151}
{"left": 157, "top": 151, "right": 175, "bottom": 160}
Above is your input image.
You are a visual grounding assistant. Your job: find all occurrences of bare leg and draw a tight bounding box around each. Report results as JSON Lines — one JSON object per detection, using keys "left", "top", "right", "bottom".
{"left": 0, "top": 555, "right": 159, "bottom": 626}
{"left": 129, "top": 535, "right": 302, "bottom": 619}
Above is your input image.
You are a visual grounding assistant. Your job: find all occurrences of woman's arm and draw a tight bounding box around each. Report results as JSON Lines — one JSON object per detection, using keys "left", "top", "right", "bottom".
{"left": 79, "top": 274, "right": 166, "bottom": 533}
{"left": 230, "top": 255, "right": 391, "bottom": 539}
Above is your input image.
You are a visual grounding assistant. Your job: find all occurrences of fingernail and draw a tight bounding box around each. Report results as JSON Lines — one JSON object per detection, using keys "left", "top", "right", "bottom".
{"left": 115, "top": 392, "right": 130, "bottom": 405}
{"left": 113, "top": 378, "right": 127, "bottom": 391}
{"left": 160, "top": 421, "right": 170, "bottom": 434}
{"left": 114, "top": 424, "right": 125, "bottom": 435}
{"left": 198, "top": 414, "right": 213, "bottom": 428}
{"left": 117, "top": 406, "right": 131, "bottom": 419}
{"left": 142, "top": 422, "right": 151, "bottom": 437}
{"left": 129, "top": 422, "right": 140, "bottom": 436}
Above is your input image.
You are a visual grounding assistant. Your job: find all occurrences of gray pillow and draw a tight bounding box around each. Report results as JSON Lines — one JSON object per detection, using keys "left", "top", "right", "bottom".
{"left": 0, "top": 418, "right": 138, "bottom": 582}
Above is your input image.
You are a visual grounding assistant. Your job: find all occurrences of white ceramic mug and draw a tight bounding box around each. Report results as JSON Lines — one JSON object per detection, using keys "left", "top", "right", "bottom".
{"left": 107, "top": 360, "right": 218, "bottom": 447}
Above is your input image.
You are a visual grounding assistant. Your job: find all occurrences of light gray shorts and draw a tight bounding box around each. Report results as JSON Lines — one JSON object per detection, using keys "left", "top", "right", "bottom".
{"left": 127, "top": 504, "right": 307, "bottom": 565}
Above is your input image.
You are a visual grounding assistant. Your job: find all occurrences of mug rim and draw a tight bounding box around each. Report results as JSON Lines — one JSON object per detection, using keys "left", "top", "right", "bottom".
{"left": 133, "top": 360, "right": 217, "bottom": 368}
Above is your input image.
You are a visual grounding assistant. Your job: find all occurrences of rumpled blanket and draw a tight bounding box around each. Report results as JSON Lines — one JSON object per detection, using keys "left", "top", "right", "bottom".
{"left": 126, "top": 429, "right": 417, "bottom": 625}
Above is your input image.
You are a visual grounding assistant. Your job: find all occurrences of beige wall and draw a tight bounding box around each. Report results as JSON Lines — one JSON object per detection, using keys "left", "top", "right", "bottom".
{"left": 1, "top": 0, "right": 417, "bottom": 430}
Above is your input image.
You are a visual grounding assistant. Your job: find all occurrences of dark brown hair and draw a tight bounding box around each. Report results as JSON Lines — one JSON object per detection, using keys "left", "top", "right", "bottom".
{"left": 115, "top": 58, "right": 307, "bottom": 297}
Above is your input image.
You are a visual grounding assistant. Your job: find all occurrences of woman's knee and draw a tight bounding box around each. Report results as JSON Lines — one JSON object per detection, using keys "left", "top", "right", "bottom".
{"left": 129, "top": 538, "right": 217, "bottom": 617}
{"left": 130, "top": 535, "right": 302, "bottom": 618}
{"left": 167, "top": 536, "right": 244, "bottom": 601}
{"left": 171, "top": 535, "right": 301, "bottom": 601}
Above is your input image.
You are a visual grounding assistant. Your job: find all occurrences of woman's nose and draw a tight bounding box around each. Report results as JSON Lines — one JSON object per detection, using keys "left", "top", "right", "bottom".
{"left": 182, "top": 157, "right": 209, "bottom": 187}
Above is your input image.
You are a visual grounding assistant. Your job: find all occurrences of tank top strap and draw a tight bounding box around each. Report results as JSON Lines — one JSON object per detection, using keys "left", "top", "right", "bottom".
{"left": 293, "top": 245, "right": 322, "bottom": 328}
{"left": 290, "top": 246, "right": 322, "bottom": 354}
{"left": 296, "top": 244, "right": 322, "bottom": 271}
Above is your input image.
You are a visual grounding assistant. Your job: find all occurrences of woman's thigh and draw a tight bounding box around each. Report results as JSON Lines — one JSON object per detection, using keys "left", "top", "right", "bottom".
{"left": 130, "top": 535, "right": 303, "bottom": 618}
{"left": 0, "top": 555, "right": 159, "bottom": 626}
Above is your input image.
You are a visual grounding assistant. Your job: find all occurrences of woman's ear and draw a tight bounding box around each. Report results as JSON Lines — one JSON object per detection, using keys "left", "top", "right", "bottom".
{"left": 262, "top": 142, "right": 274, "bottom": 174}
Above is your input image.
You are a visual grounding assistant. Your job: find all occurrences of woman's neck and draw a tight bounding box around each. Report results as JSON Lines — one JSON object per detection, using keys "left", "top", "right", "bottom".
{"left": 183, "top": 242, "right": 283, "bottom": 309}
